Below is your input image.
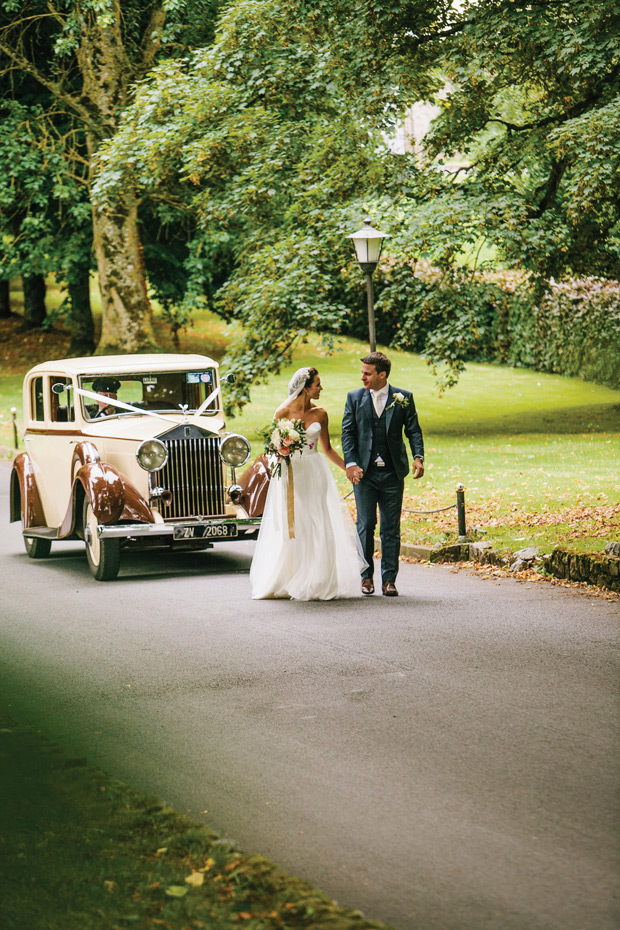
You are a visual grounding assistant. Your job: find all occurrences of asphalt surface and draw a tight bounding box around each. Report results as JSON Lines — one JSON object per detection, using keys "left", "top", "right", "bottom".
{"left": 1, "top": 460, "right": 619, "bottom": 930}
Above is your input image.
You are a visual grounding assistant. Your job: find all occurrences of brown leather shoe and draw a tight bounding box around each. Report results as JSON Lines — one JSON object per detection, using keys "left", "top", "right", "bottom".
{"left": 382, "top": 581, "right": 398, "bottom": 597}
{"left": 361, "top": 578, "right": 375, "bottom": 595}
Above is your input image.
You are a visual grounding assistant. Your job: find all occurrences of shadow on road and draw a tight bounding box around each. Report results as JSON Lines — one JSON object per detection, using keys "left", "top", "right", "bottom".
{"left": 6, "top": 541, "right": 255, "bottom": 583}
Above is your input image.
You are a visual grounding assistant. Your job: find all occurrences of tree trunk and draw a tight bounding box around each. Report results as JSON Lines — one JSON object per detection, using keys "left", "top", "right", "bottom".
{"left": 78, "top": 4, "right": 159, "bottom": 355}
{"left": 22, "top": 274, "right": 46, "bottom": 329}
{"left": 68, "top": 266, "right": 96, "bottom": 356}
{"left": 91, "top": 193, "right": 157, "bottom": 353}
{"left": 0, "top": 279, "right": 10, "bottom": 318}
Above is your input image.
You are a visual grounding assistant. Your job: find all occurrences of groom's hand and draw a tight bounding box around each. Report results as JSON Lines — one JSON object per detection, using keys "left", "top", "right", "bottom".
{"left": 346, "top": 465, "right": 363, "bottom": 484}
{"left": 412, "top": 457, "right": 424, "bottom": 479}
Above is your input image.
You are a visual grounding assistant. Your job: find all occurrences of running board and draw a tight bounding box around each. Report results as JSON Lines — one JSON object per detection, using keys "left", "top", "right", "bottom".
{"left": 22, "top": 527, "right": 59, "bottom": 539}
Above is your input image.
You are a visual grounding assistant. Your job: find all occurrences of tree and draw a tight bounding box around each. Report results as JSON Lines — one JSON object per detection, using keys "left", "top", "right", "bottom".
{"left": 0, "top": 0, "right": 222, "bottom": 353}
{"left": 0, "top": 94, "right": 95, "bottom": 350}
{"left": 93, "top": 0, "right": 620, "bottom": 400}
{"left": 405, "top": 0, "right": 620, "bottom": 280}
{"left": 93, "top": 0, "right": 451, "bottom": 405}
{"left": 366, "top": 0, "right": 620, "bottom": 386}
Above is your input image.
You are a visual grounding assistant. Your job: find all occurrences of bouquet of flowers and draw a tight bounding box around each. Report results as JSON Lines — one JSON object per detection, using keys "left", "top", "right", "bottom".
{"left": 263, "top": 417, "right": 307, "bottom": 477}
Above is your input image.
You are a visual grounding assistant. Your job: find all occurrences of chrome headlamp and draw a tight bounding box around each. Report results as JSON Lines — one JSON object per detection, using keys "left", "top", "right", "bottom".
{"left": 136, "top": 438, "right": 168, "bottom": 472}
{"left": 219, "top": 434, "right": 251, "bottom": 468}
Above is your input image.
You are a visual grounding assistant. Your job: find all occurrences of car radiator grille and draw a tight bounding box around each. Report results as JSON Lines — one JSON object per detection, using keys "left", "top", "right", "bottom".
{"left": 153, "top": 437, "right": 226, "bottom": 519}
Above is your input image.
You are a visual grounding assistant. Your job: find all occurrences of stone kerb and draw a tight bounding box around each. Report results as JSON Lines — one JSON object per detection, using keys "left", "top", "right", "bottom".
{"left": 375, "top": 537, "right": 620, "bottom": 593}
{"left": 543, "top": 546, "right": 620, "bottom": 592}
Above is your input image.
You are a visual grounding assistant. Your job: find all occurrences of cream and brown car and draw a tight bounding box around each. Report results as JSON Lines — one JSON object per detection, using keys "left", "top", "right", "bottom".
{"left": 10, "top": 355, "right": 270, "bottom": 580}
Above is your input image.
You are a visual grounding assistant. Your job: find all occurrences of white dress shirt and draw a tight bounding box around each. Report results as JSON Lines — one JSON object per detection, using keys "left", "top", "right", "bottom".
{"left": 370, "top": 385, "right": 389, "bottom": 418}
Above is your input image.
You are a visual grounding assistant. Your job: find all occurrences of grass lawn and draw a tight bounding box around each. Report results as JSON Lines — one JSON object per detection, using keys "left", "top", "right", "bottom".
{"left": 1, "top": 278, "right": 619, "bottom": 555}
{"left": 228, "top": 345, "right": 620, "bottom": 555}
{"left": 0, "top": 709, "right": 387, "bottom": 930}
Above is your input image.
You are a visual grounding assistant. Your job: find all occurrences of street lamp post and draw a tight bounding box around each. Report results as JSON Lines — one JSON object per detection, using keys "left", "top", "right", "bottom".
{"left": 347, "top": 218, "right": 390, "bottom": 352}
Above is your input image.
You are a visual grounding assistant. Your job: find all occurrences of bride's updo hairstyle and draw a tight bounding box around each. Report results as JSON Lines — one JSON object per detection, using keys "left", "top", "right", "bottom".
{"left": 288, "top": 367, "right": 318, "bottom": 399}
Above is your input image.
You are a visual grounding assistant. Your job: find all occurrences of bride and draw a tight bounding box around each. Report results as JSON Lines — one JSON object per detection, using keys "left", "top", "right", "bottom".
{"left": 250, "top": 367, "right": 364, "bottom": 600}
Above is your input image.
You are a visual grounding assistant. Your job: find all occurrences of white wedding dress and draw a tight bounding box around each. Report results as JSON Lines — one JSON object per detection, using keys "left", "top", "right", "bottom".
{"left": 250, "top": 422, "right": 363, "bottom": 600}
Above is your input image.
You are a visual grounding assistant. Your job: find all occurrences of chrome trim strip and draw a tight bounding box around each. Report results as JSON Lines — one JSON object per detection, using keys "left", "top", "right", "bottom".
{"left": 97, "top": 518, "right": 261, "bottom": 539}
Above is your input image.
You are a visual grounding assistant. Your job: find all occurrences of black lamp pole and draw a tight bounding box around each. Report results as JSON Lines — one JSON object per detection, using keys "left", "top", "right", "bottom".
{"left": 348, "top": 218, "right": 390, "bottom": 353}
{"left": 364, "top": 268, "right": 377, "bottom": 352}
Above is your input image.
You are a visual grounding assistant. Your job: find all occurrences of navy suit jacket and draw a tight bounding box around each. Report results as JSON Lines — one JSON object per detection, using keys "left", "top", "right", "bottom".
{"left": 341, "top": 385, "right": 424, "bottom": 481}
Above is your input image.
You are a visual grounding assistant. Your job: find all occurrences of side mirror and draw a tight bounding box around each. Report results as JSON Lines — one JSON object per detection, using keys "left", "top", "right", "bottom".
{"left": 52, "top": 382, "right": 71, "bottom": 394}
{"left": 223, "top": 372, "right": 236, "bottom": 384}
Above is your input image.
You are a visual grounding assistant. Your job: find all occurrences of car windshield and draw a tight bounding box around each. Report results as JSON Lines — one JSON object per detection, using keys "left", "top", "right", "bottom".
{"left": 80, "top": 369, "right": 219, "bottom": 420}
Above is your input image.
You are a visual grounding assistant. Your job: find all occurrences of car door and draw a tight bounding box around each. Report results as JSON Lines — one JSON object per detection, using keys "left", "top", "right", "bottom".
{"left": 24, "top": 374, "right": 78, "bottom": 529}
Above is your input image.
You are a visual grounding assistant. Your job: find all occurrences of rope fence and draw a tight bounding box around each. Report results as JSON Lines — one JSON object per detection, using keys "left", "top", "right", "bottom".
{"left": 403, "top": 504, "right": 455, "bottom": 514}
{"left": 345, "top": 483, "right": 467, "bottom": 538}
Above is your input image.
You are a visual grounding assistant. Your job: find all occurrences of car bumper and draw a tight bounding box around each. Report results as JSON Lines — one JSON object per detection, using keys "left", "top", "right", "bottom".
{"left": 96, "top": 517, "right": 261, "bottom": 541}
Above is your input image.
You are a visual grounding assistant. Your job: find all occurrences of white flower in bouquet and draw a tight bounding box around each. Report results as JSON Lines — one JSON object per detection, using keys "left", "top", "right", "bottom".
{"left": 262, "top": 417, "right": 308, "bottom": 477}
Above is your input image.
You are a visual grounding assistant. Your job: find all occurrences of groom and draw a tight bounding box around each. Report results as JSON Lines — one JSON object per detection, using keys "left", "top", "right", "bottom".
{"left": 342, "top": 352, "right": 424, "bottom": 597}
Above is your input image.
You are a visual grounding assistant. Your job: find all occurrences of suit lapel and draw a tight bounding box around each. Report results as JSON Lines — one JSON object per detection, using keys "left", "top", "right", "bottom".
{"left": 385, "top": 385, "right": 395, "bottom": 432}
{"left": 361, "top": 389, "right": 373, "bottom": 431}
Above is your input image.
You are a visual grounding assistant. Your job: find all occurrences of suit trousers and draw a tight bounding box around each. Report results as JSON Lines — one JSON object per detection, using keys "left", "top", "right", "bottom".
{"left": 354, "top": 464, "right": 404, "bottom": 583}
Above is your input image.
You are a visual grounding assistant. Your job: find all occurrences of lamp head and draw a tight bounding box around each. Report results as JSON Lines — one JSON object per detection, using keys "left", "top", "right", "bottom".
{"left": 347, "top": 218, "right": 390, "bottom": 272}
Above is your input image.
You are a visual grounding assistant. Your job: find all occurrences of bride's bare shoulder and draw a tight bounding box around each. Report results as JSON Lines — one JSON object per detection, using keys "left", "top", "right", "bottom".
{"left": 274, "top": 402, "right": 292, "bottom": 419}
{"left": 309, "top": 405, "right": 328, "bottom": 424}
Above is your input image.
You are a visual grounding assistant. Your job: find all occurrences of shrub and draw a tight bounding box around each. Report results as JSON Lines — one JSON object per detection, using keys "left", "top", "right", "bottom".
{"left": 507, "top": 276, "right": 620, "bottom": 389}
{"left": 353, "top": 261, "right": 620, "bottom": 390}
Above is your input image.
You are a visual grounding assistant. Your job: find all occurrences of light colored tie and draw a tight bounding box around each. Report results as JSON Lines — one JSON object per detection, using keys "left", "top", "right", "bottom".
{"left": 372, "top": 389, "right": 387, "bottom": 417}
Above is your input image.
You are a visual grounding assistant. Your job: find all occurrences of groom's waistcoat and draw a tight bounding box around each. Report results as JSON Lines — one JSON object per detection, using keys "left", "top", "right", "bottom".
{"left": 370, "top": 405, "right": 395, "bottom": 471}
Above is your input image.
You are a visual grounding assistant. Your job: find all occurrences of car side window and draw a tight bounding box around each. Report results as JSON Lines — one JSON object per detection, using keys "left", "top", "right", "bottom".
{"left": 50, "top": 379, "right": 74, "bottom": 423}
{"left": 31, "top": 377, "right": 45, "bottom": 421}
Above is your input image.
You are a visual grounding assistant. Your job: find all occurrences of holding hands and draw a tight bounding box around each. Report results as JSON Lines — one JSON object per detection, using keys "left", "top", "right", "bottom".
{"left": 346, "top": 464, "right": 364, "bottom": 485}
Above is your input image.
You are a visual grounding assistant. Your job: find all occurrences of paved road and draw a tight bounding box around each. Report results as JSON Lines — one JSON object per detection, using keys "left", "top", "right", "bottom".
{"left": 1, "top": 461, "right": 619, "bottom": 930}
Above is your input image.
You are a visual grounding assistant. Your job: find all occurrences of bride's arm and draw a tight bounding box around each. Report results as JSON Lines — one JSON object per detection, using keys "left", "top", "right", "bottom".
{"left": 317, "top": 410, "right": 346, "bottom": 470}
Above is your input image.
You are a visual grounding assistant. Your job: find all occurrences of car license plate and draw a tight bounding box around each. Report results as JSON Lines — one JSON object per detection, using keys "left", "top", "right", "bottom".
{"left": 173, "top": 523, "right": 238, "bottom": 540}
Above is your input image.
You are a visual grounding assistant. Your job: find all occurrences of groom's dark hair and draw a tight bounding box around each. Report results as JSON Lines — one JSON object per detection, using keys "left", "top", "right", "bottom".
{"left": 361, "top": 352, "right": 391, "bottom": 376}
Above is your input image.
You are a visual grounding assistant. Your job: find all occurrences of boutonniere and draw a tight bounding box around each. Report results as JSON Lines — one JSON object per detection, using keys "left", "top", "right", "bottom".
{"left": 388, "top": 392, "right": 410, "bottom": 410}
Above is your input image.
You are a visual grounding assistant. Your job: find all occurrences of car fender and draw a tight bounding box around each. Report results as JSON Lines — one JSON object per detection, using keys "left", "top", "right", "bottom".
{"left": 71, "top": 440, "right": 101, "bottom": 478}
{"left": 70, "top": 442, "right": 152, "bottom": 523}
{"left": 59, "top": 462, "right": 155, "bottom": 538}
{"left": 76, "top": 461, "right": 126, "bottom": 525}
{"left": 10, "top": 452, "right": 47, "bottom": 528}
{"left": 237, "top": 454, "right": 271, "bottom": 517}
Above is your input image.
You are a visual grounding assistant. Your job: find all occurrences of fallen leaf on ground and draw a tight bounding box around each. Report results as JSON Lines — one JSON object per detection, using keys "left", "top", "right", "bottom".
{"left": 165, "top": 885, "right": 189, "bottom": 898}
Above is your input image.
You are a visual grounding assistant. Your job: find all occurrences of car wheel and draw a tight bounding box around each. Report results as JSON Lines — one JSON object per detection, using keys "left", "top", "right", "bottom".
{"left": 24, "top": 535, "right": 52, "bottom": 559}
{"left": 83, "top": 499, "right": 121, "bottom": 581}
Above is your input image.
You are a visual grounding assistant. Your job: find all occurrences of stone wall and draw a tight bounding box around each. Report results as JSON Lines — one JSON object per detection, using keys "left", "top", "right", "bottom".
{"left": 395, "top": 539, "right": 620, "bottom": 593}
{"left": 543, "top": 548, "right": 620, "bottom": 592}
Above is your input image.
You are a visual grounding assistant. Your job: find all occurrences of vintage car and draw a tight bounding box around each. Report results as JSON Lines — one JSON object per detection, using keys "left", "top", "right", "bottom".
{"left": 10, "top": 354, "right": 270, "bottom": 580}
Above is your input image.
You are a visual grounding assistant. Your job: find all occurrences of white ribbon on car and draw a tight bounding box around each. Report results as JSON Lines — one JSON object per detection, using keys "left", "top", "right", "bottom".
{"left": 190, "top": 385, "right": 221, "bottom": 419}
{"left": 74, "top": 387, "right": 180, "bottom": 424}
{"left": 75, "top": 384, "right": 222, "bottom": 425}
